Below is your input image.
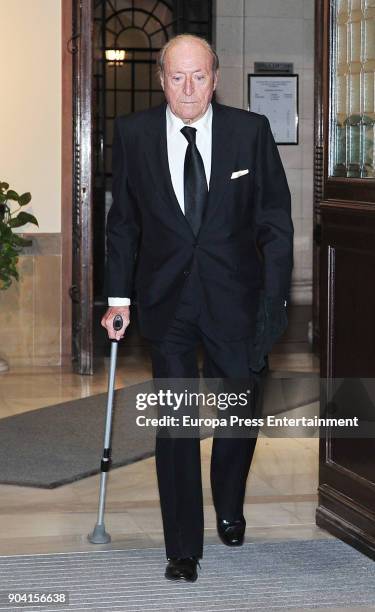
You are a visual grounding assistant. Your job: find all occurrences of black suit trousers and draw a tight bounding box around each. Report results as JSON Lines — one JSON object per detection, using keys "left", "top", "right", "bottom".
{"left": 149, "top": 270, "right": 268, "bottom": 559}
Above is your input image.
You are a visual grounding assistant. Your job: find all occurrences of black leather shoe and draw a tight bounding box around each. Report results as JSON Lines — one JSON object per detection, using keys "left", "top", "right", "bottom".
{"left": 217, "top": 516, "right": 246, "bottom": 546}
{"left": 165, "top": 557, "right": 200, "bottom": 582}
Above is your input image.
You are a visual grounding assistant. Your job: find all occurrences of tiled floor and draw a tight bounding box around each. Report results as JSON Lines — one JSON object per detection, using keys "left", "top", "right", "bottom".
{"left": 0, "top": 350, "right": 329, "bottom": 558}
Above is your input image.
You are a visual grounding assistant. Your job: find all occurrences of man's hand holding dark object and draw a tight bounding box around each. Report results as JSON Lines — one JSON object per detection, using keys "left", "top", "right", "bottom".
{"left": 101, "top": 306, "right": 130, "bottom": 341}
{"left": 249, "top": 291, "right": 288, "bottom": 373}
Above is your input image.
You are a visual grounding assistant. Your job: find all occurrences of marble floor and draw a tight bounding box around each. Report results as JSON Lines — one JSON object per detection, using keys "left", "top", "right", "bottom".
{"left": 0, "top": 350, "right": 331, "bottom": 561}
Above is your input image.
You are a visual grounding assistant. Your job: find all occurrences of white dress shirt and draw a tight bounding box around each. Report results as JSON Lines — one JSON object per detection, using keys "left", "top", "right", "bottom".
{"left": 166, "top": 103, "right": 212, "bottom": 212}
{"left": 108, "top": 104, "right": 213, "bottom": 307}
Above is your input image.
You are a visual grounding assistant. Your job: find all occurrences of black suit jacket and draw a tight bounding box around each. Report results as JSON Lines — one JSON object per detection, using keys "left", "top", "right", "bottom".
{"left": 105, "top": 101, "right": 294, "bottom": 341}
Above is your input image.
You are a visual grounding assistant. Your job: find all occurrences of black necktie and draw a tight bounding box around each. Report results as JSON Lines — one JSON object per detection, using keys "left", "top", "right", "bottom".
{"left": 180, "top": 126, "right": 208, "bottom": 236}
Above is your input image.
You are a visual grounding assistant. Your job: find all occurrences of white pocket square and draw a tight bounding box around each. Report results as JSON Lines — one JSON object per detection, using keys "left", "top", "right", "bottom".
{"left": 231, "top": 169, "right": 249, "bottom": 179}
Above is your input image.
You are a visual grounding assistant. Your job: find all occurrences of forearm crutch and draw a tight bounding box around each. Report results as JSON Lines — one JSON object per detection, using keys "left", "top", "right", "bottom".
{"left": 88, "top": 314, "right": 123, "bottom": 544}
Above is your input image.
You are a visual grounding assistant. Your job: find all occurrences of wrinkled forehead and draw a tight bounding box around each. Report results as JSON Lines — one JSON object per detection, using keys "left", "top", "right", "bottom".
{"left": 164, "top": 40, "right": 214, "bottom": 73}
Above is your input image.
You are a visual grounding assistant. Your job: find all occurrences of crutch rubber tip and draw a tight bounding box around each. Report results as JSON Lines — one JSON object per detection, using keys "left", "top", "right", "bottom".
{"left": 88, "top": 524, "right": 111, "bottom": 544}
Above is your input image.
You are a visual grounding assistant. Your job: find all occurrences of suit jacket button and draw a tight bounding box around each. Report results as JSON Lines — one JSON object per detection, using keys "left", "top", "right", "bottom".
{"left": 183, "top": 270, "right": 190, "bottom": 276}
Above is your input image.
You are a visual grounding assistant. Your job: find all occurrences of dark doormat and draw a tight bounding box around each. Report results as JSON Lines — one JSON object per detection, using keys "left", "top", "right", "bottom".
{"left": 0, "top": 372, "right": 318, "bottom": 488}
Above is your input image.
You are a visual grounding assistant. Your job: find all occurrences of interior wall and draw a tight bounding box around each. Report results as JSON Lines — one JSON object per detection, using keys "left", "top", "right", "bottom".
{"left": 0, "top": 0, "right": 62, "bottom": 234}
{"left": 214, "top": 0, "right": 314, "bottom": 305}
{"left": 0, "top": 0, "right": 63, "bottom": 367}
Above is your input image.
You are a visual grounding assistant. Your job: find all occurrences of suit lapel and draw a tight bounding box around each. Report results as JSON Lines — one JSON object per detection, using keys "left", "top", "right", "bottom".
{"left": 144, "top": 103, "right": 194, "bottom": 237}
{"left": 201, "top": 102, "right": 237, "bottom": 230}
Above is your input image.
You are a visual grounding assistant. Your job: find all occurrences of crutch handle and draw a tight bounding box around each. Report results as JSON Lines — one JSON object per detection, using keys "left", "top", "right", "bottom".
{"left": 110, "top": 314, "right": 124, "bottom": 342}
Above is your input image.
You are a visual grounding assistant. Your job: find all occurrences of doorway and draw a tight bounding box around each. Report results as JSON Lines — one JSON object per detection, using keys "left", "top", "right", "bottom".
{"left": 71, "top": 0, "right": 213, "bottom": 373}
{"left": 92, "top": 0, "right": 174, "bottom": 359}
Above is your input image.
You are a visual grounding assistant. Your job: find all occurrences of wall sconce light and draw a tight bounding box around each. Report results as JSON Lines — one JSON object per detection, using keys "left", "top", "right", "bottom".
{"left": 105, "top": 49, "right": 126, "bottom": 66}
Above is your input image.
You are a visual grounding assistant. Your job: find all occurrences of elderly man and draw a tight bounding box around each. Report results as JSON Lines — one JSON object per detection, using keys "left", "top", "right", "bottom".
{"left": 102, "top": 34, "right": 293, "bottom": 582}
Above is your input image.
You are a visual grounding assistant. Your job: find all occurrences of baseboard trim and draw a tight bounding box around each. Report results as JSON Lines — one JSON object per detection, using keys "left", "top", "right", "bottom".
{"left": 316, "top": 504, "right": 375, "bottom": 561}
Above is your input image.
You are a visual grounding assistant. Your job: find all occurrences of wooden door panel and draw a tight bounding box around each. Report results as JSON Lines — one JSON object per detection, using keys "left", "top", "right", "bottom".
{"left": 317, "top": 201, "right": 375, "bottom": 560}
{"left": 333, "top": 247, "right": 375, "bottom": 377}
{"left": 332, "top": 440, "right": 375, "bottom": 484}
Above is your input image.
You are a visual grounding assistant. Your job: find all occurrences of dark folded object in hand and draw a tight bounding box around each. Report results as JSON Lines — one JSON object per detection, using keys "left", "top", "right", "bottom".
{"left": 249, "top": 291, "right": 288, "bottom": 373}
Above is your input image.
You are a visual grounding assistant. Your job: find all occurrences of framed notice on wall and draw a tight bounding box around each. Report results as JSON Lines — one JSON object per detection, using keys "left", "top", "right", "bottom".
{"left": 248, "top": 74, "right": 299, "bottom": 145}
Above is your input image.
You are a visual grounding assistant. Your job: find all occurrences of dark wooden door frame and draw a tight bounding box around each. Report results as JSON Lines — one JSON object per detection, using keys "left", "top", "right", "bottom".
{"left": 312, "top": 0, "right": 324, "bottom": 353}
{"left": 62, "top": 0, "right": 94, "bottom": 374}
{"left": 73, "top": 0, "right": 94, "bottom": 375}
{"left": 61, "top": 0, "right": 73, "bottom": 367}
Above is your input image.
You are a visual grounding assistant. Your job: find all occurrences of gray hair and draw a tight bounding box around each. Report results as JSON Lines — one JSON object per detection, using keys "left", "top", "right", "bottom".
{"left": 157, "top": 34, "right": 219, "bottom": 77}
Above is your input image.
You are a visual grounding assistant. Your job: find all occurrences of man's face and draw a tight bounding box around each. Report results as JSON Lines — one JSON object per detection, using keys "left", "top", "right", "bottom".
{"left": 160, "top": 39, "right": 218, "bottom": 123}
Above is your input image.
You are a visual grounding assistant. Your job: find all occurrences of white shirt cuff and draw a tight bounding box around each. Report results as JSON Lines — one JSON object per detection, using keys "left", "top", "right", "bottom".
{"left": 108, "top": 297, "right": 131, "bottom": 306}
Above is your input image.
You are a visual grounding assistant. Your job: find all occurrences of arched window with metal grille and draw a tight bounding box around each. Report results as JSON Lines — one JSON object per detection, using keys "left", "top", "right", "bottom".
{"left": 93, "top": 0, "right": 175, "bottom": 186}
